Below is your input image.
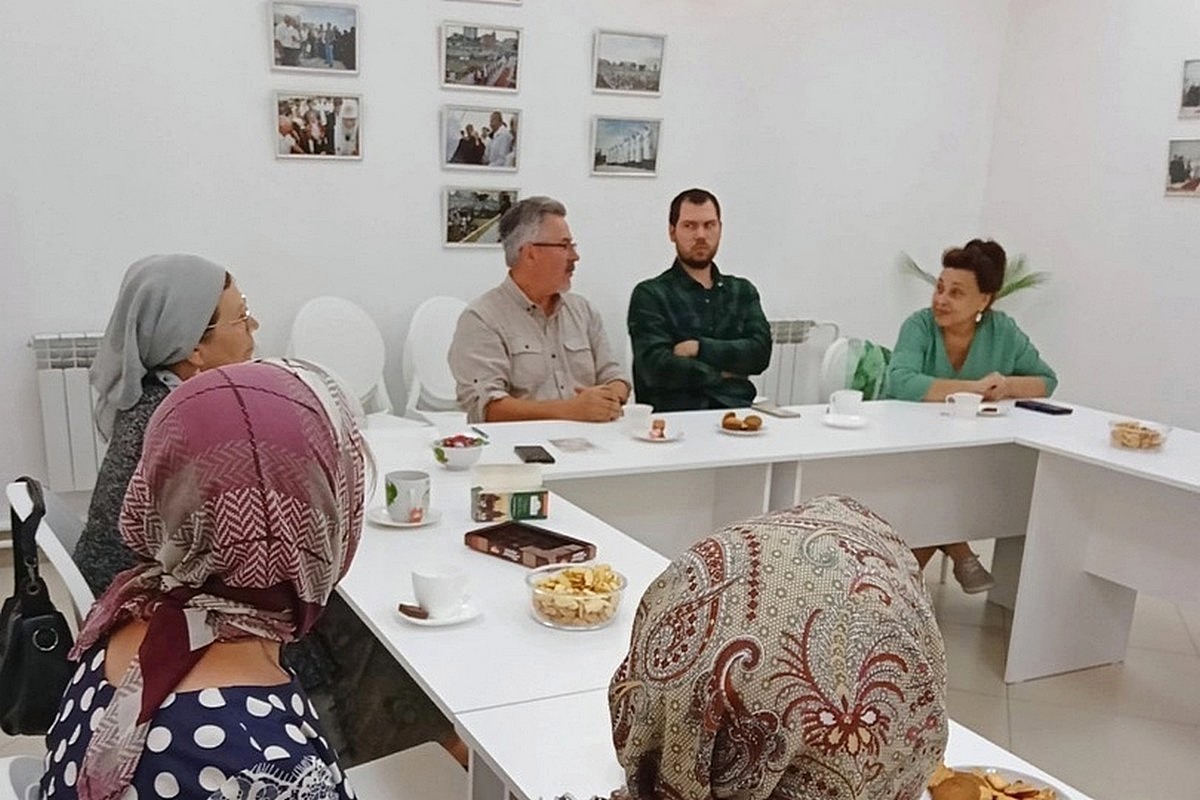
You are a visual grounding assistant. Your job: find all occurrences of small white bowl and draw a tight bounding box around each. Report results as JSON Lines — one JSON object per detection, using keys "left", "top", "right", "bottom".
{"left": 432, "top": 434, "right": 488, "bottom": 470}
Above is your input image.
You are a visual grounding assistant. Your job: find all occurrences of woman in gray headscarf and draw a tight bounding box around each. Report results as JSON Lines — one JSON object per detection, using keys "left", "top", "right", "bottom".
{"left": 75, "top": 254, "right": 257, "bottom": 595}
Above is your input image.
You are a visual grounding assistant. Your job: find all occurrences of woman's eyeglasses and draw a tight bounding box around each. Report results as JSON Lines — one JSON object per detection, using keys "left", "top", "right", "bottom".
{"left": 205, "top": 295, "right": 253, "bottom": 331}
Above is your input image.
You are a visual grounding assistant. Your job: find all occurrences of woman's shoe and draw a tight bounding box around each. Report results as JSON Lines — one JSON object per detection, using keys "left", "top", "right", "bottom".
{"left": 952, "top": 554, "right": 995, "bottom": 594}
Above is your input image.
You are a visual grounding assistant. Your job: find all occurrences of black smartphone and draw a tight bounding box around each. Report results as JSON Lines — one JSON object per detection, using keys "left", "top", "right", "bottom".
{"left": 514, "top": 445, "right": 556, "bottom": 463}
{"left": 1014, "top": 399, "right": 1073, "bottom": 415}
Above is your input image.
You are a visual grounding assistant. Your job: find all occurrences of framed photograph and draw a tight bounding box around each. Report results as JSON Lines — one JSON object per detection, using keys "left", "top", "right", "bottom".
{"left": 441, "top": 22, "right": 521, "bottom": 91}
{"left": 442, "top": 106, "right": 520, "bottom": 171}
{"left": 276, "top": 93, "right": 362, "bottom": 160}
{"left": 591, "top": 117, "right": 661, "bottom": 177}
{"left": 1181, "top": 60, "right": 1200, "bottom": 118}
{"left": 444, "top": 187, "right": 519, "bottom": 247}
{"left": 271, "top": 2, "right": 358, "bottom": 74}
{"left": 593, "top": 31, "right": 665, "bottom": 96}
{"left": 1166, "top": 139, "right": 1200, "bottom": 195}
{"left": 446, "top": 0, "right": 521, "bottom": 4}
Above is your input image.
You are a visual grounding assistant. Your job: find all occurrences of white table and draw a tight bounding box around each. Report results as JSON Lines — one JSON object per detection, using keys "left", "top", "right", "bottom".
{"left": 455, "top": 689, "right": 1096, "bottom": 800}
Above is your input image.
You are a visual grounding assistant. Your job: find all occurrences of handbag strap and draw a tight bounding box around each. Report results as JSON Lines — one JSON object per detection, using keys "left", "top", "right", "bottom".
{"left": 9, "top": 476, "right": 46, "bottom": 597}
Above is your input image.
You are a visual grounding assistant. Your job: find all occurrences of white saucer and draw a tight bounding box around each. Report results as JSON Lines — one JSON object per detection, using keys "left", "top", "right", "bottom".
{"left": 823, "top": 413, "right": 867, "bottom": 429}
{"left": 396, "top": 601, "right": 481, "bottom": 627}
{"left": 633, "top": 431, "right": 684, "bottom": 443}
{"left": 367, "top": 507, "right": 443, "bottom": 529}
{"left": 718, "top": 425, "right": 766, "bottom": 436}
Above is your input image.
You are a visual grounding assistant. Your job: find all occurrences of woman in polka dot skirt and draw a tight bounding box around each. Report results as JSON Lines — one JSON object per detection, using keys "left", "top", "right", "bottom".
{"left": 41, "top": 360, "right": 367, "bottom": 800}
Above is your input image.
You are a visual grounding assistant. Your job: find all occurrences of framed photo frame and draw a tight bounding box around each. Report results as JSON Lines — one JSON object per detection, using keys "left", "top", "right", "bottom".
{"left": 441, "top": 22, "right": 521, "bottom": 92}
{"left": 443, "top": 187, "right": 519, "bottom": 247}
{"left": 276, "top": 93, "right": 362, "bottom": 160}
{"left": 1166, "top": 139, "right": 1200, "bottom": 195}
{"left": 592, "top": 31, "right": 665, "bottom": 96}
{"left": 591, "top": 117, "right": 661, "bottom": 177}
{"left": 1181, "top": 60, "right": 1200, "bottom": 118}
{"left": 271, "top": 2, "right": 358, "bottom": 74}
{"left": 442, "top": 105, "right": 520, "bottom": 171}
{"left": 445, "top": 0, "right": 521, "bottom": 4}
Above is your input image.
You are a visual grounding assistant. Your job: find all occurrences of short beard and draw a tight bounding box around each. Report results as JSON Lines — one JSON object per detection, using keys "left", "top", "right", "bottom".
{"left": 676, "top": 247, "right": 717, "bottom": 272}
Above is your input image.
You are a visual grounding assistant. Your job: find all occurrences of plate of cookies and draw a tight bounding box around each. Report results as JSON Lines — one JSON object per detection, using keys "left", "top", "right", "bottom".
{"left": 718, "top": 412, "right": 765, "bottom": 435}
{"left": 1108, "top": 419, "right": 1169, "bottom": 450}
{"left": 925, "top": 764, "right": 1069, "bottom": 800}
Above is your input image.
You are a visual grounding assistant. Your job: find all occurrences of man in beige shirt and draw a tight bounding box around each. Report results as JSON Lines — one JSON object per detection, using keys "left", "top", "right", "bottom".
{"left": 449, "top": 196, "right": 630, "bottom": 423}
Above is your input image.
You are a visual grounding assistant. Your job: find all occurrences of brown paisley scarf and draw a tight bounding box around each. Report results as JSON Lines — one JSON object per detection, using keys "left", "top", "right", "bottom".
{"left": 609, "top": 494, "right": 947, "bottom": 800}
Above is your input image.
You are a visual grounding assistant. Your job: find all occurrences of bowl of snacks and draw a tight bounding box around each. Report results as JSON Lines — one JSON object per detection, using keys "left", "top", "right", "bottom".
{"left": 1108, "top": 419, "right": 1169, "bottom": 451}
{"left": 526, "top": 562, "right": 626, "bottom": 630}
{"left": 926, "top": 764, "right": 1069, "bottom": 800}
{"left": 432, "top": 433, "right": 488, "bottom": 470}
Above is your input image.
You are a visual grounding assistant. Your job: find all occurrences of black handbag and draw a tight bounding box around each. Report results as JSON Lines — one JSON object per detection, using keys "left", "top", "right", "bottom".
{"left": 0, "top": 476, "right": 76, "bottom": 735}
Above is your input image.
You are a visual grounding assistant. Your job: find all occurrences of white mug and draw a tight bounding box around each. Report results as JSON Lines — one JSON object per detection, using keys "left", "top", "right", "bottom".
{"left": 945, "top": 392, "right": 983, "bottom": 418}
{"left": 622, "top": 402, "right": 653, "bottom": 435}
{"left": 828, "top": 389, "right": 864, "bottom": 417}
{"left": 412, "top": 563, "right": 468, "bottom": 619}
{"left": 386, "top": 470, "right": 430, "bottom": 524}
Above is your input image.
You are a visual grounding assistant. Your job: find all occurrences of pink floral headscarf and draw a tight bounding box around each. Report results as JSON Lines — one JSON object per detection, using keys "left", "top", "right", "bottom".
{"left": 69, "top": 359, "right": 366, "bottom": 800}
{"left": 609, "top": 494, "right": 947, "bottom": 800}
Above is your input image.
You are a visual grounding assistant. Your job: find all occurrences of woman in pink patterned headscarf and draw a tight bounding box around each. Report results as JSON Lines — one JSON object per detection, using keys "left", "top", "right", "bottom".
{"left": 41, "top": 359, "right": 365, "bottom": 800}
{"left": 609, "top": 494, "right": 947, "bottom": 800}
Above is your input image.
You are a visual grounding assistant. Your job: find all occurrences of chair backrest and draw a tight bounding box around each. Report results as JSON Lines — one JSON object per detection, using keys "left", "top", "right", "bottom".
{"left": 6, "top": 480, "right": 95, "bottom": 627}
{"left": 819, "top": 337, "right": 851, "bottom": 402}
{"left": 753, "top": 320, "right": 839, "bottom": 405}
{"left": 402, "top": 296, "right": 468, "bottom": 416}
{"left": 288, "top": 297, "right": 392, "bottom": 414}
{"left": 0, "top": 755, "right": 42, "bottom": 800}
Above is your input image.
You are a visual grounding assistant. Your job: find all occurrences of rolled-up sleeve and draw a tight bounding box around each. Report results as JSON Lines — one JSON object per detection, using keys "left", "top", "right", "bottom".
{"left": 448, "top": 307, "right": 514, "bottom": 423}
{"left": 884, "top": 312, "right": 936, "bottom": 401}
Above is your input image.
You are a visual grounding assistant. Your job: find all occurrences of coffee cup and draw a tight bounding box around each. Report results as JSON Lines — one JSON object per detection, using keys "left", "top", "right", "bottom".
{"left": 412, "top": 563, "right": 468, "bottom": 619}
{"left": 385, "top": 470, "right": 430, "bottom": 524}
{"left": 623, "top": 402, "right": 653, "bottom": 435}
{"left": 828, "top": 389, "right": 864, "bottom": 417}
{"left": 945, "top": 392, "right": 983, "bottom": 418}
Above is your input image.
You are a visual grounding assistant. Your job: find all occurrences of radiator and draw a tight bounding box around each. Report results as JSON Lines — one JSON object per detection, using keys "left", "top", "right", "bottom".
{"left": 753, "top": 320, "right": 839, "bottom": 406}
{"left": 31, "top": 333, "right": 106, "bottom": 492}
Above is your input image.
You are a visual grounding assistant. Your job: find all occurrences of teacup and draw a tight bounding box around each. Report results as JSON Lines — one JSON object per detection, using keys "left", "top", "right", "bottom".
{"left": 412, "top": 563, "right": 468, "bottom": 619}
{"left": 828, "top": 389, "right": 864, "bottom": 417}
{"left": 386, "top": 470, "right": 430, "bottom": 524}
{"left": 623, "top": 402, "right": 653, "bottom": 435}
{"left": 945, "top": 392, "right": 984, "bottom": 419}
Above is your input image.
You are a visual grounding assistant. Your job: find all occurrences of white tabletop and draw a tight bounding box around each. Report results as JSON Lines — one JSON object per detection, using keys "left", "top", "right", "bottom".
{"left": 456, "top": 688, "right": 1096, "bottom": 800}
{"left": 336, "top": 463, "right": 669, "bottom": 715}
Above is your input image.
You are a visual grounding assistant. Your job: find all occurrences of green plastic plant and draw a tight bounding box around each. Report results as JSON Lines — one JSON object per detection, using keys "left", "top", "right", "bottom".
{"left": 898, "top": 252, "right": 1049, "bottom": 300}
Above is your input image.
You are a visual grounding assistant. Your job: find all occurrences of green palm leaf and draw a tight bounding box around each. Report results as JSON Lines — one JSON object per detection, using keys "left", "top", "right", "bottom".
{"left": 898, "top": 251, "right": 1048, "bottom": 302}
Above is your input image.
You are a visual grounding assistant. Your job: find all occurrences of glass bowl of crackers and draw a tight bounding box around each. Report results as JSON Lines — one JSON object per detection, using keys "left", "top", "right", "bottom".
{"left": 926, "top": 764, "right": 1068, "bottom": 799}
{"left": 1108, "top": 419, "right": 1170, "bottom": 451}
{"left": 526, "top": 562, "right": 626, "bottom": 631}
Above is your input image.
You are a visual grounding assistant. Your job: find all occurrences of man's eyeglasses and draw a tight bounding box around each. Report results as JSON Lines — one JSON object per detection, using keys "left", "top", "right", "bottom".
{"left": 529, "top": 241, "right": 578, "bottom": 253}
{"left": 205, "top": 295, "right": 253, "bottom": 331}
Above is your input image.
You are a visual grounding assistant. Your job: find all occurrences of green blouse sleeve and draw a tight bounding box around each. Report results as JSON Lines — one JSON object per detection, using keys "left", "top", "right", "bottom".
{"left": 1003, "top": 317, "right": 1058, "bottom": 396}
{"left": 884, "top": 312, "right": 936, "bottom": 401}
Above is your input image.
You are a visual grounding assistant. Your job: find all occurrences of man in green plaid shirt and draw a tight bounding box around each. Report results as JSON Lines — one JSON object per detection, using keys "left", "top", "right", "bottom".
{"left": 627, "top": 189, "right": 772, "bottom": 412}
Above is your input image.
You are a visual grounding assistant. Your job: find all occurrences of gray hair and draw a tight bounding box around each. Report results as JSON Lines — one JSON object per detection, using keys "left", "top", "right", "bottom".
{"left": 499, "top": 196, "right": 567, "bottom": 267}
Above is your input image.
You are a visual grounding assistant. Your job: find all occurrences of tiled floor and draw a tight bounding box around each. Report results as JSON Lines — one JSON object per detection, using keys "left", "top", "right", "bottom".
{"left": 3, "top": 546, "right": 1199, "bottom": 799}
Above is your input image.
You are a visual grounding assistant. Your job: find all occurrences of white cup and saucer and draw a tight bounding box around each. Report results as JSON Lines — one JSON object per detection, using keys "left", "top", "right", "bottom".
{"left": 368, "top": 470, "right": 443, "bottom": 528}
{"left": 944, "top": 391, "right": 984, "bottom": 419}
{"left": 823, "top": 390, "right": 868, "bottom": 429}
{"left": 398, "top": 563, "right": 481, "bottom": 627}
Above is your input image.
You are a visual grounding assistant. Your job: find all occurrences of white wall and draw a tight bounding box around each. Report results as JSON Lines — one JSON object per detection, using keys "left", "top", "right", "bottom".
{"left": 983, "top": 0, "right": 1200, "bottom": 429}
{"left": 0, "top": 0, "right": 1011, "bottom": 484}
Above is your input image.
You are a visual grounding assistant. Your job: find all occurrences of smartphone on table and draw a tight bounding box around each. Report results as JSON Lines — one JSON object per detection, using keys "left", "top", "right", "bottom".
{"left": 751, "top": 400, "right": 802, "bottom": 419}
{"left": 514, "top": 445, "right": 556, "bottom": 463}
{"left": 1014, "top": 400, "right": 1073, "bottom": 415}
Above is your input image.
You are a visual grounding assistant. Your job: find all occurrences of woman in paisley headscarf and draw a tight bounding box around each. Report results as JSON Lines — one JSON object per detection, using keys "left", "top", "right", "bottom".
{"left": 41, "top": 360, "right": 365, "bottom": 800}
{"left": 609, "top": 494, "right": 947, "bottom": 800}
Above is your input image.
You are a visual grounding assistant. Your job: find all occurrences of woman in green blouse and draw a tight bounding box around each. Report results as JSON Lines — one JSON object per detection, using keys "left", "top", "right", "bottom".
{"left": 885, "top": 239, "right": 1057, "bottom": 593}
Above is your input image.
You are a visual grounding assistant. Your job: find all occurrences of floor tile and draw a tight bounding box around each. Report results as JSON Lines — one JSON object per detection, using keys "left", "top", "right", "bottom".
{"left": 1009, "top": 699, "right": 1200, "bottom": 800}
{"left": 1127, "top": 594, "right": 1196, "bottom": 655}
{"left": 939, "top": 623, "right": 1009, "bottom": 698}
{"left": 1008, "top": 646, "right": 1200, "bottom": 727}
{"left": 1179, "top": 600, "right": 1200, "bottom": 654}
{"left": 946, "top": 689, "right": 1010, "bottom": 748}
{"left": 928, "top": 582, "right": 1009, "bottom": 631}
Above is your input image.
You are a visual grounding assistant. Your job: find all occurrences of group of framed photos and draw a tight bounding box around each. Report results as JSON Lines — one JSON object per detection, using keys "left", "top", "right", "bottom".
{"left": 1167, "top": 59, "right": 1200, "bottom": 196}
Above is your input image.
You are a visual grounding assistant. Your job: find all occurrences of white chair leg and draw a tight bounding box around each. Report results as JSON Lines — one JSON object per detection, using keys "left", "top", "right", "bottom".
{"left": 938, "top": 551, "right": 950, "bottom": 585}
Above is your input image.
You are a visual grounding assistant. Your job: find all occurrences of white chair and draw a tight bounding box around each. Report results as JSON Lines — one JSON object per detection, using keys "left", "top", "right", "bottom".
{"left": 402, "top": 296, "right": 469, "bottom": 430}
{"left": 288, "top": 297, "right": 394, "bottom": 415}
{"left": 755, "top": 320, "right": 839, "bottom": 406}
{"left": 345, "top": 742, "right": 466, "bottom": 800}
{"left": 6, "top": 480, "right": 94, "bottom": 627}
{"left": 818, "top": 335, "right": 851, "bottom": 403}
{"left": 0, "top": 755, "right": 41, "bottom": 800}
